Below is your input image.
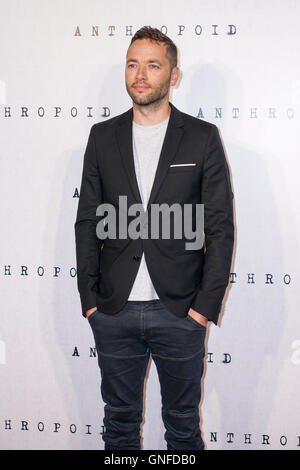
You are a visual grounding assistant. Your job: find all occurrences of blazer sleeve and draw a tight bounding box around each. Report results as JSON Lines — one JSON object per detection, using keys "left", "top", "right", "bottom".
{"left": 74, "top": 125, "right": 103, "bottom": 317}
{"left": 190, "top": 124, "right": 234, "bottom": 325}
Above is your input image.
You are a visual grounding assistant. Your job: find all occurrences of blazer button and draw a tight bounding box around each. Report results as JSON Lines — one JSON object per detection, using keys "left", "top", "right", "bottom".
{"left": 133, "top": 255, "right": 141, "bottom": 262}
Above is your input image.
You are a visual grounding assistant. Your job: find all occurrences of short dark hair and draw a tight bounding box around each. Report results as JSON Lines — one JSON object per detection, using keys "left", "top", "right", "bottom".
{"left": 129, "top": 26, "right": 178, "bottom": 69}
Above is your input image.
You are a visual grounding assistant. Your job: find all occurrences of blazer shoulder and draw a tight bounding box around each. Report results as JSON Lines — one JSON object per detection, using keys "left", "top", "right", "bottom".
{"left": 90, "top": 108, "right": 131, "bottom": 135}
{"left": 179, "top": 109, "right": 218, "bottom": 136}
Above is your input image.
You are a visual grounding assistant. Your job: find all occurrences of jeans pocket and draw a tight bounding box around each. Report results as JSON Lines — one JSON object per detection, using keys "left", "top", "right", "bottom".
{"left": 87, "top": 309, "right": 99, "bottom": 323}
{"left": 186, "top": 314, "right": 207, "bottom": 330}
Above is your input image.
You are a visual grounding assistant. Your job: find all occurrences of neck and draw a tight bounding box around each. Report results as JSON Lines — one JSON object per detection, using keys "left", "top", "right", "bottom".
{"left": 132, "top": 99, "right": 171, "bottom": 126}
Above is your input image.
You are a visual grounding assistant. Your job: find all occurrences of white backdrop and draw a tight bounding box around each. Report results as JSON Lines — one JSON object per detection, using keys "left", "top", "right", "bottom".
{"left": 1, "top": 0, "right": 300, "bottom": 450}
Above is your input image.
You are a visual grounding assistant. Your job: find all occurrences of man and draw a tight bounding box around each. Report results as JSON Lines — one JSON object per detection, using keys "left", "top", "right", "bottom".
{"left": 74, "top": 26, "right": 234, "bottom": 450}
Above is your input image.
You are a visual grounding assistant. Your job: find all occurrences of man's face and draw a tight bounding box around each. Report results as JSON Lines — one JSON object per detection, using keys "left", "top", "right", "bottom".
{"left": 125, "top": 38, "right": 176, "bottom": 106}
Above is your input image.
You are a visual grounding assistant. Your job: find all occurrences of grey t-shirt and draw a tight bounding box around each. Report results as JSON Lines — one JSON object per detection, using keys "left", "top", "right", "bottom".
{"left": 128, "top": 115, "right": 169, "bottom": 300}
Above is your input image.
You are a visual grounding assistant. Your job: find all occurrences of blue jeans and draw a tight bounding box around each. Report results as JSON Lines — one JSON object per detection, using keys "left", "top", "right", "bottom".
{"left": 88, "top": 299, "right": 206, "bottom": 450}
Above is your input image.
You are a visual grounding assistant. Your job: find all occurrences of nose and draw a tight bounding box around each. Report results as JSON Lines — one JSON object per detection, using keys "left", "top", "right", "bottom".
{"left": 135, "top": 64, "right": 147, "bottom": 81}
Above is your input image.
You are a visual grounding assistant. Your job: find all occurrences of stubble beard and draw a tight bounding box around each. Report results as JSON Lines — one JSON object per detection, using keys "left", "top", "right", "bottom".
{"left": 126, "top": 74, "right": 172, "bottom": 107}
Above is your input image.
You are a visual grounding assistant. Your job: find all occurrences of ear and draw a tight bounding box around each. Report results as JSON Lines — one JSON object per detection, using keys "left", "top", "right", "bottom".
{"left": 170, "top": 66, "right": 180, "bottom": 87}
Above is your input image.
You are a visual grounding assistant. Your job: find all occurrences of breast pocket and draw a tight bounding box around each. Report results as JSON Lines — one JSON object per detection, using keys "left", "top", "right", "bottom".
{"left": 159, "top": 163, "right": 200, "bottom": 202}
{"left": 168, "top": 163, "right": 197, "bottom": 173}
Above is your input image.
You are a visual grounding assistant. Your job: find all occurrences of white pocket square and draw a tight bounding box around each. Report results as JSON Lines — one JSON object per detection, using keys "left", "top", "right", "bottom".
{"left": 169, "top": 163, "right": 196, "bottom": 167}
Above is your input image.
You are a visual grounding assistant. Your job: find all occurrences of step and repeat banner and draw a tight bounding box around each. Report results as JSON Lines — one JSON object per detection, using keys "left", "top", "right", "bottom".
{"left": 1, "top": 0, "right": 299, "bottom": 450}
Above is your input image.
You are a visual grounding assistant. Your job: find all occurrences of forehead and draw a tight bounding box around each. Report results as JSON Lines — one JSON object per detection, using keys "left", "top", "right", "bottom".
{"left": 126, "top": 39, "right": 167, "bottom": 61}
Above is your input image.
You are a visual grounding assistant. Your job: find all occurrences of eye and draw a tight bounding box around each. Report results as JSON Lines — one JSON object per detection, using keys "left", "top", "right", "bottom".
{"left": 127, "top": 63, "right": 136, "bottom": 69}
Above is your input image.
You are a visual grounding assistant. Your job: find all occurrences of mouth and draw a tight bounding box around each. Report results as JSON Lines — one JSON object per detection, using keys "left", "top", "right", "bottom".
{"left": 133, "top": 85, "right": 150, "bottom": 91}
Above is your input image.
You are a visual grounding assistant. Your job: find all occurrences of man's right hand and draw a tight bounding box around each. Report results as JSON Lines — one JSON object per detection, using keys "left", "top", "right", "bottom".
{"left": 86, "top": 307, "right": 97, "bottom": 319}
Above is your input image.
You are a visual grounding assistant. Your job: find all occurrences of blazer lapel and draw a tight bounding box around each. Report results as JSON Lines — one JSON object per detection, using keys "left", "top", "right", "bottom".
{"left": 147, "top": 103, "right": 184, "bottom": 210}
{"left": 115, "top": 102, "right": 185, "bottom": 209}
{"left": 116, "top": 107, "right": 143, "bottom": 205}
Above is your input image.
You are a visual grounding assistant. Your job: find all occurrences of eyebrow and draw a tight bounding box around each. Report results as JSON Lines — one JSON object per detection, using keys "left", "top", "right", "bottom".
{"left": 126, "top": 58, "right": 163, "bottom": 65}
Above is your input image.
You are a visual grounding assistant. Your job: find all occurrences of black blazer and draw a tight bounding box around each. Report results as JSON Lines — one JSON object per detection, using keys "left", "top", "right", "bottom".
{"left": 74, "top": 102, "right": 234, "bottom": 325}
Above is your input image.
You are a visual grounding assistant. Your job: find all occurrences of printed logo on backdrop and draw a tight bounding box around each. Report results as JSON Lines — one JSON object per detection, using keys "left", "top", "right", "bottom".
{"left": 73, "top": 24, "right": 237, "bottom": 38}
{"left": 2, "top": 418, "right": 300, "bottom": 449}
{"left": 1, "top": 267, "right": 292, "bottom": 290}
{"left": 70, "top": 334, "right": 300, "bottom": 366}
{"left": 0, "top": 105, "right": 297, "bottom": 121}
{"left": 71, "top": 346, "right": 232, "bottom": 364}
{"left": 208, "top": 431, "right": 300, "bottom": 449}
{"left": 2, "top": 266, "right": 292, "bottom": 284}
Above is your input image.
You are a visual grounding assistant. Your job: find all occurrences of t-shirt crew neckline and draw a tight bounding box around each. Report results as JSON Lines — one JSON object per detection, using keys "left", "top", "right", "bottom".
{"left": 132, "top": 116, "right": 169, "bottom": 130}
